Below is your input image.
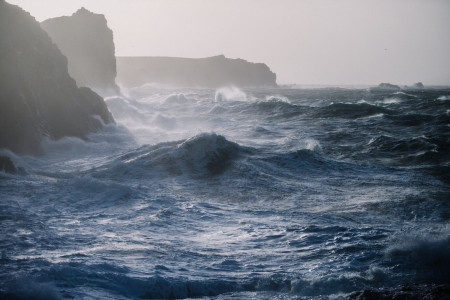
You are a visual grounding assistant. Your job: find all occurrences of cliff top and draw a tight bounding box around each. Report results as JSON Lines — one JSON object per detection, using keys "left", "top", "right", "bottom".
{"left": 117, "top": 55, "right": 268, "bottom": 66}
{"left": 75, "top": 7, "right": 91, "bottom": 15}
{"left": 41, "top": 7, "right": 107, "bottom": 26}
{"left": 116, "top": 55, "right": 277, "bottom": 88}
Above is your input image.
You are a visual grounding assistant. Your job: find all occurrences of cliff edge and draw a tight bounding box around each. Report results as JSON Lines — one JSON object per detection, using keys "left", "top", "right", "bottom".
{"left": 0, "top": 1, "right": 114, "bottom": 153}
{"left": 41, "top": 8, "right": 120, "bottom": 96}
{"left": 116, "top": 55, "right": 277, "bottom": 88}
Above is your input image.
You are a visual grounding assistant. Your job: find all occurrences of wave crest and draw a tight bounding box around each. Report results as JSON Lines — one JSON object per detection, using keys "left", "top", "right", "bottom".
{"left": 386, "top": 235, "right": 450, "bottom": 283}
{"left": 118, "top": 133, "right": 242, "bottom": 177}
{"left": 215, "top": 86, "right": 247, "bottom": 102}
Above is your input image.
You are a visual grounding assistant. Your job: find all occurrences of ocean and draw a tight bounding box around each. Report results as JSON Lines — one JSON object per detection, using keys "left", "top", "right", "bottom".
{"left": 1, "top": 85, "right": 449, "bottom": 299}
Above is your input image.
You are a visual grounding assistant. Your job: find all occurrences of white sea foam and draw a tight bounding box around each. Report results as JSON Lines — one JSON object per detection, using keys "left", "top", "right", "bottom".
{"left": 380, "top": 97, "right": 402, "bottom": 104}
{"left": 305, "top": 139, "right": 322, "bottom": 152}
{"left": 393, "top": 91, "right": 418, "bottom": 98}
{"left": 215, "top": 86, "right": 247, "bottom": 102}
{"left": 265, "top": 95, "right": 291, "bottom": 103}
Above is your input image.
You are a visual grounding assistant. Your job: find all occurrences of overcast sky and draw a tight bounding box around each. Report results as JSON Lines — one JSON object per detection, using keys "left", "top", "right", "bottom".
{"left": 8, "top": 0, "right": 450, "bottom": 85}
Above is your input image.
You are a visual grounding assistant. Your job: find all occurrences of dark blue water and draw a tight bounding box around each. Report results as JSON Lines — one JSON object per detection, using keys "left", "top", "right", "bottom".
{"left": 1, "top": 86, "right": 449, "bottom": 299}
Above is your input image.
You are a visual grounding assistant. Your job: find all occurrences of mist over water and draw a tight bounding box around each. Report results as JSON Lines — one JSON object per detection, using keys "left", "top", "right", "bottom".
{"left": 1, "top": 85, "right": 450, "bottom": 299}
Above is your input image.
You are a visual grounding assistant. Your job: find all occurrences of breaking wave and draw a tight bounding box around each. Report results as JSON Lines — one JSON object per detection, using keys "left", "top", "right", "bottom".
{"left": 215, "top": 86, "right": 247, "bottom": 102}
{"left": 109, "top": 133, "right": 245, "bottom": 177}
{"left": 386, "top": 235, "right": 450, "bottom": 283}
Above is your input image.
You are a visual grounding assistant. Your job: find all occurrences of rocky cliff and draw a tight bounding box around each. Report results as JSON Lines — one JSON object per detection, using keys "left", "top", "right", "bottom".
{"left": 41, "top": 8, "right": 120, "bottom": 96}
{"left": 0, "top": 1, "right": 114, "bottom": 153}
{"left": 116, "top": 55, "right": 277, "bottom": 88}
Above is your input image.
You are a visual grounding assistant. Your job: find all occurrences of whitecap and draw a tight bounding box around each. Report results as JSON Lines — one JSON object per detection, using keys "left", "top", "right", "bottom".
{"left": 215, "top": 86, "right": 247, "bottom": 102}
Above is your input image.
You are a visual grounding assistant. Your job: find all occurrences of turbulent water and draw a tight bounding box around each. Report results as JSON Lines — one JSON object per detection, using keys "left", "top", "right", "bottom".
{"left": 1, "top": 85, "right": 449, "bottom": 299}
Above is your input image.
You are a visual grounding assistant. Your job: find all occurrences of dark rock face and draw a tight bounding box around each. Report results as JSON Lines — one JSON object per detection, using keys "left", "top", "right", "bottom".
{"left": 0, "top": 1, "right": 114, "bottom": 154}
{"left": 0, "top": 155, "right": 16, "bottom": 173}
{"left": 41, "top": 8, "right": 120, "bottom": 96}
{"left": 116, "top": 55, "right": 277, "bottom": 88}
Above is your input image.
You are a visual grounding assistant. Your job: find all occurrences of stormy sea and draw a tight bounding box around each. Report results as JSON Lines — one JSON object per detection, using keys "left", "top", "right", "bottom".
{"left": 1, "top": 85, "right": 449, "bottom": 299}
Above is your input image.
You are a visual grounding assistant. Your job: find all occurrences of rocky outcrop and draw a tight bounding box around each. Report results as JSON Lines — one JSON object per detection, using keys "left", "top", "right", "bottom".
{"left": 370, "top": 82, "right": 402, "bottom": 92}
{"left": 0, "top": 155, "right": 16, "bottom": 173}
{"left": 412, "top": 82, "right": 424, "bottom": 89}
{"left": 116, "top": 55, "right": 277, "bottom": 88}
{"left": 405, "top": 82, "right": 425, "bottom": 90}
{"left": 41, "top": 8, "right": 120, "bottom": 96}
{"left": 0, "top": 1, "right": 114, "bottom": 154}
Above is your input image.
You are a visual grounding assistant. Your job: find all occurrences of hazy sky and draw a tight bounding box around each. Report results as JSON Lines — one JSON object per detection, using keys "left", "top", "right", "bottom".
{"left": 8, "top": 0, "right": 450, "bottom": 85}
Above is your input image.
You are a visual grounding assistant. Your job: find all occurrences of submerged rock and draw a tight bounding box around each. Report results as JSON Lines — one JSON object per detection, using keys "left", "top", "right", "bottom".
{"left": 116, "top": 55, "right": 277, "bottom": 88}
{"left": 41, "top": 7, "right": 120, "bottom": 96}
{"left": 0, "top": 1, "right": 114, "bottom": 154}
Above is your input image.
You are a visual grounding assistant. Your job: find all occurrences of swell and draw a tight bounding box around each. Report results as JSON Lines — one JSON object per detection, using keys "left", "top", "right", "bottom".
{"left": 315, "top": 102, "right": 393, "bottom": 119}
{"left": 97, "top": 133, "right": 248, "bottom": 178}
{"left": 366, "top": 109, "right": 449, "bottom": 170}
{"left": 93, "top": 133, "right": 358, "bottom": 182}
{"left": 367, "top": 135, "right": 439, "bottom": 158}
{"left": 385, "top": 111, "right": 449, "bottom": 127}
{"left": 238, "top": 97, "right": 308, "bottom": 120}
{"left": 89, "top": 131, "right": 418, "bottom": 189}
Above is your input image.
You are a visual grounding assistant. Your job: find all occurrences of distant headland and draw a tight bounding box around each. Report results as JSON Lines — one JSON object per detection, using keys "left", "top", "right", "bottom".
{"left": 370, "top": 82, "right": 426, "bottom": 92}
{"left": 41, "top": 7, "right": 277, "bottom": 90}
{"left": 116, "top": 55, "right": 278, "bottom": 88}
